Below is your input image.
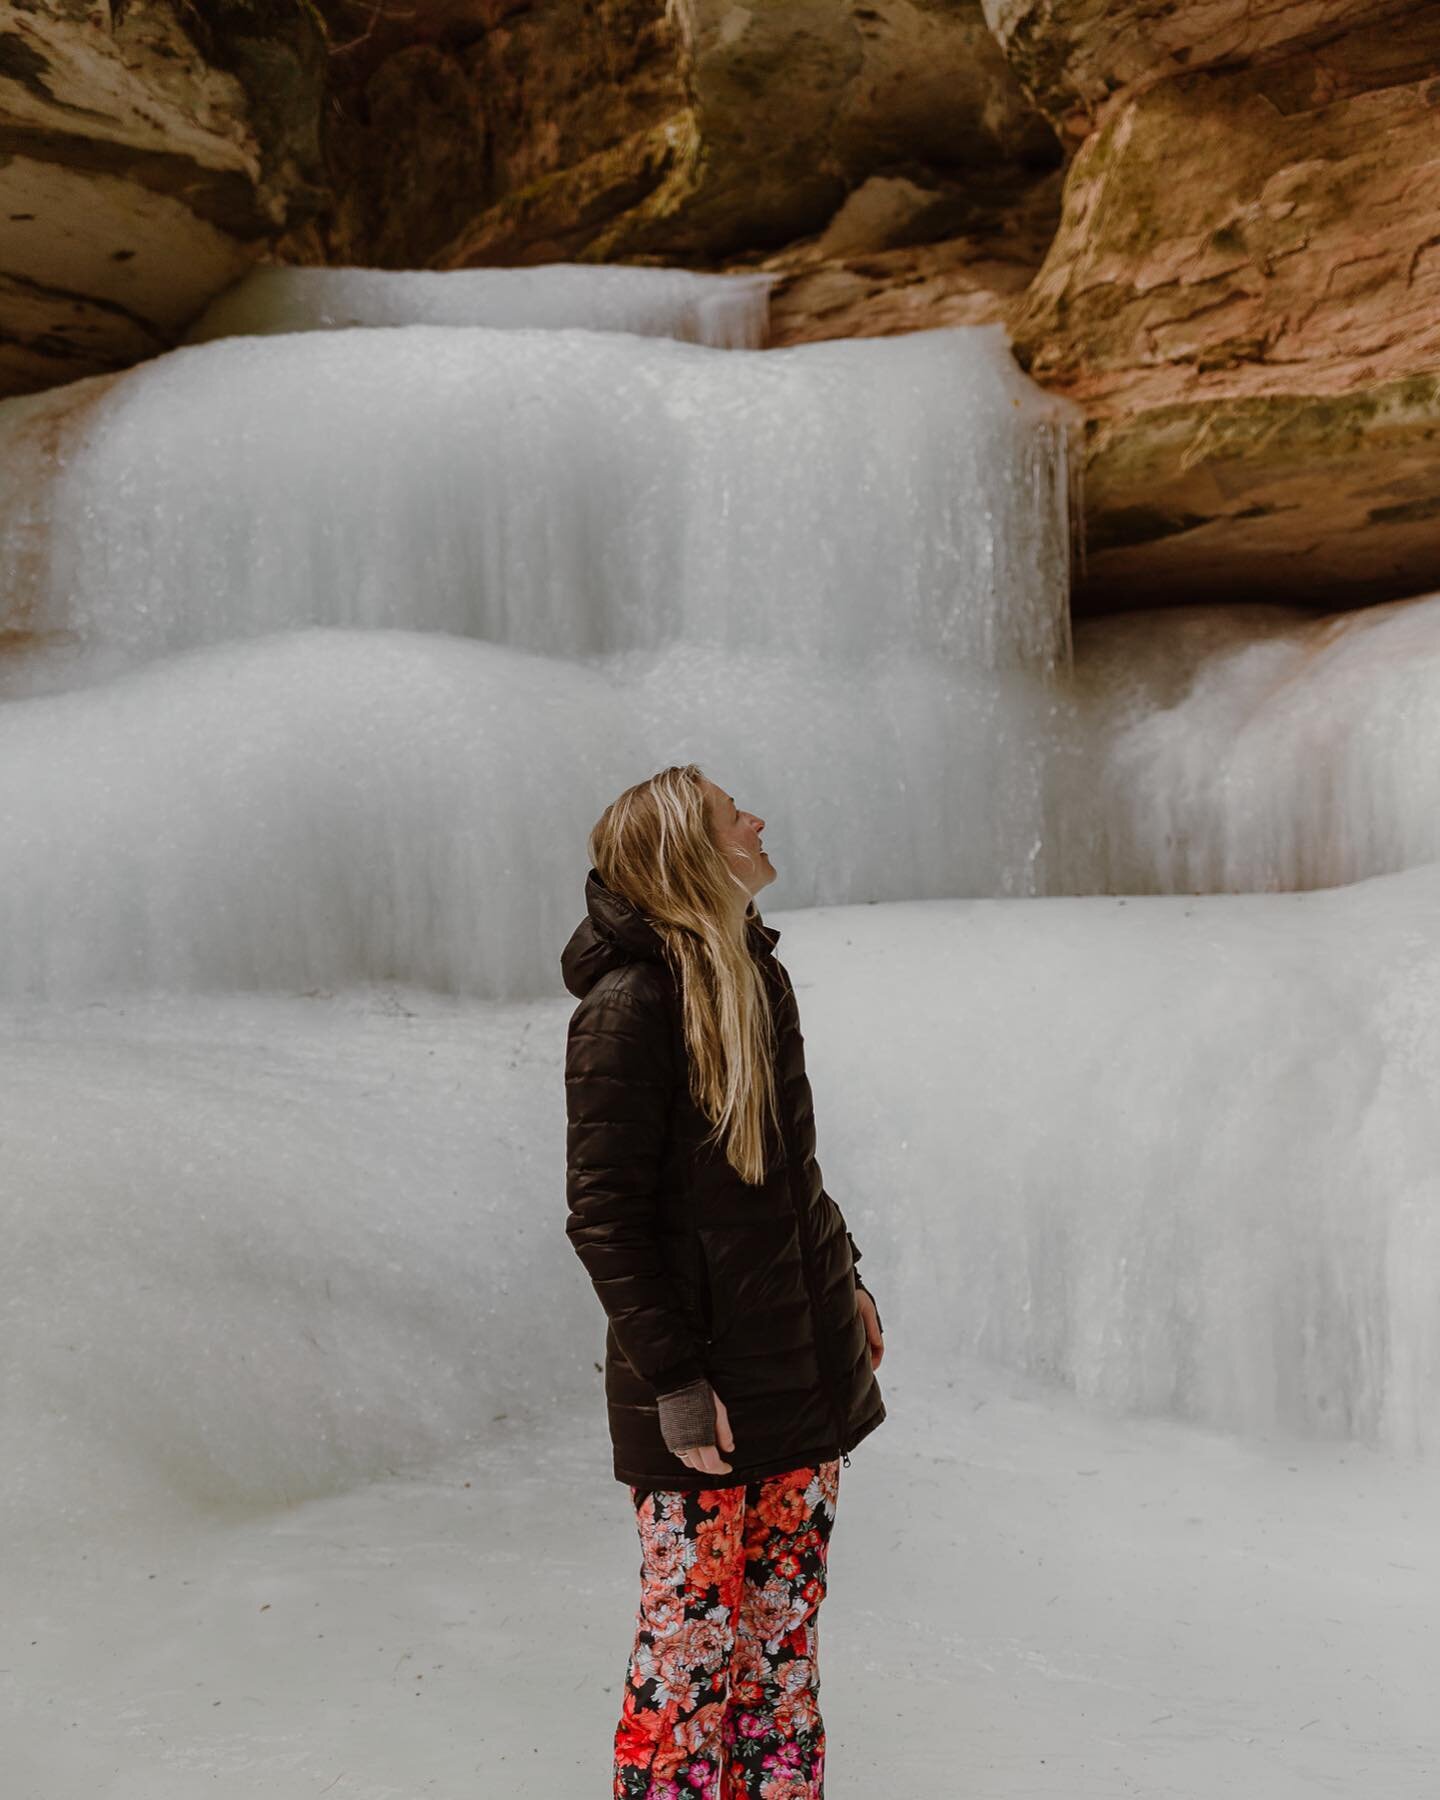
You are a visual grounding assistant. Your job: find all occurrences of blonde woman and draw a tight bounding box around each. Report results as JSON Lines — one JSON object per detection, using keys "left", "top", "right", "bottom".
{"left": 562, "top": 763, "right": 886, "bottom": 1798}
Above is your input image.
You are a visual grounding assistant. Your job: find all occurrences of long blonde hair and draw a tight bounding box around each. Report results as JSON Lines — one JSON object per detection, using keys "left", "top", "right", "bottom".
{"left": 589, "top": 764, "right": 782, "bottom": 1184}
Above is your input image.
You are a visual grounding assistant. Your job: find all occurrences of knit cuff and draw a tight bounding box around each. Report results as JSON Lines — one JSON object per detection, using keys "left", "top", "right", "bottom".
{"left": 657, "top": 1376, "right": 717, "bottom": 1453}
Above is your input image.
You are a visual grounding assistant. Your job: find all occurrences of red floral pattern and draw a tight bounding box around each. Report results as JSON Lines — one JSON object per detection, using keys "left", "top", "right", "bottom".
{"left": 614, "top": 1461, "right": 839, "bottom": 1799}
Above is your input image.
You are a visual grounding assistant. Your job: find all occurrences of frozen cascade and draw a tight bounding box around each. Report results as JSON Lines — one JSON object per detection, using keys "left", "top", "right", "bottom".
{"left": 11, "top": 250, "right": 1440, "bottom": 1800}
{"left": 8, "top": 253, "right": 1437, "bottom": 1502}
{"left": 7, "top": 869, "right": 1440, "bottom": 1556}
{"left": 0, "top": 630, "right": 1055, "bottom": 1002}
{"left": 799, "top": 880, "right": 1440, "bottom": 1459}
{"left": 0, "top": 311, "right": 1079, "bottom": 1002}
{"left": 182, "top": 262, "right": 777, "bottom": 348}
{"left": 0, "top": 323, "right": 1074, "bottom": 688}
{"left": 1055, "top": 592, "right": 1440, "bottom": 894}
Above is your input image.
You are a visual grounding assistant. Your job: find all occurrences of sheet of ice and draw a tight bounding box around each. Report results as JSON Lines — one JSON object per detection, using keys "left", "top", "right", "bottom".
{"left": 0, "top": 983, "right": 544, "bottom": 1550}
{"left": 793, "top": 881, "right": 1440, "bottom": 1457}
{"left": 0, "top": 629, "right": 1057, "bottom": 1002}
{"left": 6, "top": 1380, "right": 1439, "bottom": 1798}
{"left": 182, "top": 262, "right": 777, "bottom": 348}
{"left": 0, "top": 323, "right": 1074, "bottom": 684}
{"left": 5, "top": 882, "right": 1439, "bottom": 1570}
{"left": 1056, "top": 593, "right": 1440, "bottom": 893}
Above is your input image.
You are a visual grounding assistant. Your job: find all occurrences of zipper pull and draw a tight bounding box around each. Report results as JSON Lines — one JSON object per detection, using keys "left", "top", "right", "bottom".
{"left": 841, "top": 1449, "right": 852, "bottom": 1469}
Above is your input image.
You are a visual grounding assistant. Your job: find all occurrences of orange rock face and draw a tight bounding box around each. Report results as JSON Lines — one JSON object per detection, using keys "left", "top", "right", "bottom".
{"left": 759, "top": 173, "right": 1063, "bottom": 349}
{"left": 0, "top": 0, "right": 328, "bottom": 399}
{"left": 300, "top": 0, "right": 1059, "bottom": 270}
{"left": 1008, "top": 11, "right": 1440, "bottom": 609}
{"left": 980, "top": 0, "right": 1418, "bottom": 146}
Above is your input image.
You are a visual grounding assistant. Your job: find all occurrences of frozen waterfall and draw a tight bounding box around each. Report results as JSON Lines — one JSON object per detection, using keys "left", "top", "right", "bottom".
{"left": 3, "top": 250, "right": 1438, "bottom": 1519}
{"left": 0, "top": 303, "right": 1078, "bottom": 996}
{"left": 0, "top": 322, "right": 1074, "bottom": 686}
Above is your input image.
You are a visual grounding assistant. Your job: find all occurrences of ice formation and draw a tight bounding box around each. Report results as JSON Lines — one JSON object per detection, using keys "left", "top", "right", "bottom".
{"left": 0, "top": 323, "right": 1074, "bottom": 685}
{"left": 3, "top": 233, "right": 1437, "bottom": 1629}
{"left": 0, "top": 630, "right": 1055, "bottom": 1002}
{"left": 6, "top": 876, "right": 1440, "bottom": 1565}
{"left": 1057, "top": 592, "right": 1440, "bottom": 893}
{"left": 182, "top": 262, "right": 777, "bottom": 349}
{"left": 789, "top": 882, "right": 1440, "bottom": 1457}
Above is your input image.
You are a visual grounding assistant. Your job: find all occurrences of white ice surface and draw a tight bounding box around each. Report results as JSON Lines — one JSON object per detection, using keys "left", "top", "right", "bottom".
{"left": 8, "top": 1379, "right": 1439, "bottom": 1800}
{"left": 1057, "top": 593, "right": 1440, "bottom": 893}
{"left": 6, "top": 884, "right": 1440, "bottom": 1540}
{"left": 182, "top": 263, "right": 777, "bottom": 349}
{"left": 0, "top": 324, "right": 1073, "bottom": 682}
{"left": 6, "top": 893, "right": 1440, "bottom": 1793}
{"left": 0, "top": 629, "right": 1056, "bottom": 1002}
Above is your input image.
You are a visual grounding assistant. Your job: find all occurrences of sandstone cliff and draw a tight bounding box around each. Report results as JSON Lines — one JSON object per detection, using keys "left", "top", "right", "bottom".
{"left": 1003, "top": 5, "right": 1440, "bottom": 609}
{"left": 0, "top": 0, "right": 328, "bottom": 398}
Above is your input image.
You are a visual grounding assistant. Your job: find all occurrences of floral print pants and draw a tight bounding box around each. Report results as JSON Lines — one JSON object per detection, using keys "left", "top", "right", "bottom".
{"left": 613, "top": 1459, "right": 840, "bottom": 1800}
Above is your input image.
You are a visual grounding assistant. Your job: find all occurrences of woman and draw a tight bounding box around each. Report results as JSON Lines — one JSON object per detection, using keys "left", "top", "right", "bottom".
{"left": 561, "top": 763, "right": 887, "bottom": 1798}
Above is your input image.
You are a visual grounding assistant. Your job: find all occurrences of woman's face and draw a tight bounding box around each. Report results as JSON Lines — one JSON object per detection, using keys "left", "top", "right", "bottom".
{"left": 702, "top": 778, "right": 775, "bottom": 899}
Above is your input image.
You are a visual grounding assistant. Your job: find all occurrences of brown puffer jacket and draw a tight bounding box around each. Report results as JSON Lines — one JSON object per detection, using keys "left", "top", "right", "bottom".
{"left": 561, "top": 867, "right": 887, "bottom": 1493}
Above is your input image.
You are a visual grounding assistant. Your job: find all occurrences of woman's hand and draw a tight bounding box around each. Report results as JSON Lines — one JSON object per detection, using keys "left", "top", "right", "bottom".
{"left": 672, "top": 1292, "right": 883, "bottom": 1478}
{"left": 858, "top": 1288, "right": 884, "bottom": 1370}
{"left": 675, "top": 1391, "right": 735, "bottom": 1475}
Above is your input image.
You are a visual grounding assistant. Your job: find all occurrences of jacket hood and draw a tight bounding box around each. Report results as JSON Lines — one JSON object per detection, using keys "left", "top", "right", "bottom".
{"left": 561, "top": 866, "right": 780, "bottom": 1000}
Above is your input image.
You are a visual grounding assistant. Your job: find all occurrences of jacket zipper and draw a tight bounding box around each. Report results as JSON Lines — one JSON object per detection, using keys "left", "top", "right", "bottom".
{"left": 697, "top": 1251, "right": 714, "bottom": 1346}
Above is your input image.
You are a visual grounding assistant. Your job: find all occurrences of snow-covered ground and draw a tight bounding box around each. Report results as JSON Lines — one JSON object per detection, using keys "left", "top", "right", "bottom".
{"left": 8, "top": 1372, "right": 1438, "bottom": 1798}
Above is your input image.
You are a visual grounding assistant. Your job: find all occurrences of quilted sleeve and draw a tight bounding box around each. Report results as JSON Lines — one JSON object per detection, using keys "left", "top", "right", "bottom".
{"left": 564, "top": 984, "right": 707, "bottom": 1396}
